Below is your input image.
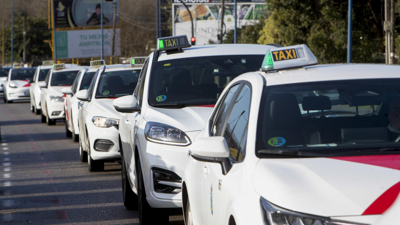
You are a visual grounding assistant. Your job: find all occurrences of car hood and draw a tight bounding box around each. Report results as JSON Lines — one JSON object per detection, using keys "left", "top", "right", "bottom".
{"left": 144, "top": 106, "right": 214, "bottom": 132}
{"left": 49, "top": 86, "right": 70, "bottom": 96}
{"left": 10, "top": 80, "right": 30, "bottom": 88}
{"left": 254, "top": 155, "right": 400, "bottom": 217}
{"left": 92, "top": 99, "right": 121, "bottom": 119}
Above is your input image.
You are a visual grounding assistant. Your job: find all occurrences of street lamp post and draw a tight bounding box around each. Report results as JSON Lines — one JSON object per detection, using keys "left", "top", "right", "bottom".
{"left": 11, "top": 0, "right": 13, "bottom": 65}
{"left": 347, "top": 0, "right": 353, "bottom": 63}
{"left": 101, "top": 0, "right": 104, "bottom": 60}
{"left": 178, "top": 0, "right": 194, "bottom": 42}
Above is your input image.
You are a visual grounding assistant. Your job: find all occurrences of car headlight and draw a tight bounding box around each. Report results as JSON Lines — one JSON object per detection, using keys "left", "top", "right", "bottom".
{"left": 92, "top": 116, "right": 119, "bottom": 128}
{"left": 145, "top": 122, "right": 191, "bottom": 146}
{"left": 260, "top": 197, "right": 368, "bottom": 225}
{"left": 9, "top": 83, "right": 17, "bottom": 88}
{"left": 50, "top": 96, "right": 64, "bottom": 102}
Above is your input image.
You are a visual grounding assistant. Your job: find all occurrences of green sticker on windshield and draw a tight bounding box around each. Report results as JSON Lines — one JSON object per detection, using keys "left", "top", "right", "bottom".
{"left": 103, "top": 91, "right": 110, "bottom": 95}
{"left": 268, "top": 137, "right": 286, "bottom": 147}
{"left": 156, "top": 95, "right": 167, "bottom": 102}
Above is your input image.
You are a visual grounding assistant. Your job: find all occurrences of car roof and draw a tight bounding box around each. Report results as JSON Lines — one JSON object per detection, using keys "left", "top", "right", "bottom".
{"left": 260, "top": 64, "right": 400, "bottom": 86}
{"left": 157, "top": 44, "right": 275, "bottom": 62}
{"left": 37, "top": 65, "right": 54, "bottom": 69}
{"left": 52, "top": 67, "right": 86, "bottom": 73}
{"left": 104, "top": 64, "right": 142, "bottom": 72}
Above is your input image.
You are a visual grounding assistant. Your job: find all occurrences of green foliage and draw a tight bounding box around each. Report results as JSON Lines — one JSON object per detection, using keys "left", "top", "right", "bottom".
{"left": 1, "top": 16, "right": 51, "bottom": 64}
{"left": 224, "top": 19, "right": 265, "bottom": 44}
{"left": 259, "top": 0, "right": 384, "bottom": 64}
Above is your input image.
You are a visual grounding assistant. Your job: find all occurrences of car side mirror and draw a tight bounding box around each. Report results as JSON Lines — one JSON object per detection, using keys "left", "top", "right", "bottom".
{"left": 190, "top": 136, "right": 231, "bottom": 175}
{"left": 76, "top": 90, "right": 89, "bottom": 101}
{"left": 61, "top": 87, "right": 73, "bottom": 95}
{"left": 113, "top": 95, "right": 141, "bottom": 113}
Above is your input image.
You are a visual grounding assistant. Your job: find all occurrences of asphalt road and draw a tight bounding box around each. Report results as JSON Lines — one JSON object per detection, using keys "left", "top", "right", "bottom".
{"left": 0, "top": 99, "right": 184, "bottom": 225}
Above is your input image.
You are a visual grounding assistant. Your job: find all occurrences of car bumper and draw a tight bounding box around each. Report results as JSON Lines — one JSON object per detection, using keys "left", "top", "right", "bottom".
{"left": 88, "top": 125, "right": 120, "bottom": 161}
{"left": 47, "top": 101, "right": 65, "bottom": 120}
{"left": 7, "top": 88, "right": 30, "bottom": 100}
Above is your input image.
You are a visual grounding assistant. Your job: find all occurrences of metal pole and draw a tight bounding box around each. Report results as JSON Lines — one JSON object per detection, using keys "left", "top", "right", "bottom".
{"left": 347, "top": 0, "right": 352, "bottom": 63}
{"left": 52, "top": 0, "right": 57, "bottom": 63}
{"left": 178, "top": 0, "right": 194, "bottom": 40}
{"left": 101, "top": 0, "right": 104, "bottom": 60}
{"left": 220, "top": 0, "right": 225, "bottom": 44}
{"left": 11, "top": 0, "right": 13, "bottom": 65}
{"left": 2, "top": 19, "right": 5, "bottom": 66}
{"left": 234, "top": 0, "right": 237, "bottom": 44}
{"left": 111, "top": 0, "right": 116, "bottom": 64}
{"left": 23, "top": 16, "right": 26, "bottom": 63}
{"left": 156, "top": 0, "right": 159, "bottom": 39}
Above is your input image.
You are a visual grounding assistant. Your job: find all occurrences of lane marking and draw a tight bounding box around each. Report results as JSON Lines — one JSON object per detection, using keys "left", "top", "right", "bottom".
{"left": 3, "top": 181, "right": 11, "bottom": 187}
{"left": 3, "top": 173, "right": 11, "bottom": 178}
{"left": 2, "top": 162, "right": 11, "bottom": 166}
{"left": 3, "top": 167, "right": 11, "bottom": 172}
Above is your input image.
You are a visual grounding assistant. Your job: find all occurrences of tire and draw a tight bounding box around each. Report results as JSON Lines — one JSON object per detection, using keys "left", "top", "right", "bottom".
{"left": 41, "top": 111, "right": 46, "bottom": 123}
{"left": 121, "top": 151, "right": 138, "bottom": 210}
{"left": 79, "top": 143, "right": 87, "bottom": 162}
{"left": 184, "top": 195, "right": 193, "bottom": 225}
{"left": 87, "top": 135, "right": 104, "bottom": 171}
{"left": 137, "top": 159, "right": 169, "bottom": 225}
{"left": 31, "top": 105, "right": 35, "bottom": 113}
{"left": 65, "top": 121, "right": 72, "bottom": 137}
{"left": 46, "top": 115, "right": 56, "bottom": 125}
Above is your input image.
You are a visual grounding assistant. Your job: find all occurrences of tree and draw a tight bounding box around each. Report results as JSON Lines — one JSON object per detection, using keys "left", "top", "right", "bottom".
{"left": 259, "top": 0, "right": 384, "bottom": 64}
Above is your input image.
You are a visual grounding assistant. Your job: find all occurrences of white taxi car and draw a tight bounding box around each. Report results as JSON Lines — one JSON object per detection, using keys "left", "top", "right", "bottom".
{"left": 112, "top": 35, "right": 277, "bottom": 224}
{"left": 63, "top": 60, "right": 103, "bottom": 142}
{"left": 0, "top": 66, "right": 11, "bottom": 93}
{"left": 40, "top": 64, "right": 84, "bottom": 125}
{"left": 182, "top": 45, "right": 400, "bottom": 225}
{"left": 76, "top": 60, "right": 143, "bottom": 170}
{"left": 29, "top": 60, "right": 53, "bottom": 114}
{"left": 3, "top": 66, "right": 37, "bottom": 103}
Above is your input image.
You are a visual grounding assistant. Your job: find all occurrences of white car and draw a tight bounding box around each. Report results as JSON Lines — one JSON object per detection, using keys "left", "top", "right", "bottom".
{"left": 112, "top": 35, "right": 277, "bottom": 224}
{"left": 0, "top": 66, "right": 11, "bottom": 93}
{"left": 63, "top": 61, "right": 104, "bottom": 142}
{"left": 3, "top": 66, "right": 37, "bottom": 103}
{"left": 182, "top": 45, "right": 400, "bottom": 225}
{"left": 76, "top": 62, "right": 142, "bottom": 171}
{"left": 40, "top": 64, "right": 84, "bottom": 125}
{"left": 373, "top": 194, "right": 400, "bottom": 225}
{"left": 29, "top": 61, "right": 54, "bottom": 114}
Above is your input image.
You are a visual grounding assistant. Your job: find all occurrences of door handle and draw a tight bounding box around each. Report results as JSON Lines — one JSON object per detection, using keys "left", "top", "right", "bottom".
{"left": 203, "top": 165, "right": 208, "bottom": 175}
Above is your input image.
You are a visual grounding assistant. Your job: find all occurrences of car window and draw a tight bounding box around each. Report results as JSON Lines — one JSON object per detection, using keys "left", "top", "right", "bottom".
{"left": 50, "top": 70, "right": 80, "bottom": 86}
{"left": 0, "top": 68, "right": 10, "bottom": 77}
{"left": 38, "top": 69, "right": 51, "bottom": 81}
{"left": 87, "top": 68, "right": 102, "bottom": 100}
{"left": 211, "top": 84, "right": 241, "bottom": 136}
{"left": 222, "top": 84, "right": 251, "bottom": 163}
{"left": 79, "top": 71, "right": 96, "bottom": 91}
{"left": 135, "top": 59, "right": 149, "bottom": 106}
{"left": 95, "top": 69, "right": 141, "bottom": 98}
{"left": 44, "top": 71, "right": 51, "bottom": 87}
{"left": 71, "top": 71, "right": 82, "bottom": 94}
{"left": 10, "top": 68, "right": 36, "bottom": 80}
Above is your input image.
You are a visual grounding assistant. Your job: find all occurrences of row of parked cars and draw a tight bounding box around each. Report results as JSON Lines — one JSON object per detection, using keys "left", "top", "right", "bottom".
{"left": 2, "top": 35, "right": 399, "bottom": 224}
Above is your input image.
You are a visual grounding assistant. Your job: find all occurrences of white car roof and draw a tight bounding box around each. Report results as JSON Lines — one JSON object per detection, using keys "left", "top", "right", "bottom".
{"left": 104, "top": 64, "right": 142, "bottom": 72}
{"left": 260, "top": 64, "right": 400, "bottom": 86}
{"left": 52, "top": 67, "right": 86, "bottom": 73}
{"left": 157, "top": 44, "right": 276, "bottom": 62}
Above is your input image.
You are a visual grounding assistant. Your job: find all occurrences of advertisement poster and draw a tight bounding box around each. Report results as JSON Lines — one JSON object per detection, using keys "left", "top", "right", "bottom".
{"left": 55, "top": 29, "right": 121, "bottom": 59}
{"left": 173, "top": 3, "right": 267, "bottom": 45}
{"left": 53, "top": 0, "right": 120, "bottom": 28}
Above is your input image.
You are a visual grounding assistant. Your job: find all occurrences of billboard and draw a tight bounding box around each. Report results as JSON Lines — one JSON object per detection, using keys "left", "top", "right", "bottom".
{"left": 53, "top": 0, "right": 120, "bottom": 28}
{"left": 173, "top": 3, "right": 266, "bottom": 45}
{"left": 55, "top": 29, "right": 121, "bottom": 59}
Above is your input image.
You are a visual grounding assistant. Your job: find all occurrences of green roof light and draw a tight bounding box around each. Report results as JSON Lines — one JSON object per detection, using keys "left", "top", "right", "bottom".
{"left": 262, "top": 50, "right": 274, "bottom": 71}
{"left": 131, "top": 58, "right": 135, "bottom": 65}
{"left": 158, "top": 40, "right": 164, "bottom": 50}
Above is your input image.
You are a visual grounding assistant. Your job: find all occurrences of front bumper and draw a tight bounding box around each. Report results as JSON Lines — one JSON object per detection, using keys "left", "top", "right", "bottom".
{"left": 7, "top": 87, "right": 30, "bottom": 100}
{"left": 87, "top": 124, "right": 120, "bottom": 161}
{"left": 47, "top": 101, "right": 65, "bottom": 120}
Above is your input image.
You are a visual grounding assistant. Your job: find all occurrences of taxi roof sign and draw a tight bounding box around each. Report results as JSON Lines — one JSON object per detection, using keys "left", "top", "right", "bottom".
{"left": 131, "top": 57, "right": 146, "bottom": 67}
{"left": 157, "top": 35, "right": 191, "bottom": 51}
{"left": 261, "top": 44, "right": 318, "bottom": 72}
{"left": 53, "top": 64, "right": 65, "bottom": 70}
{"left": 42, "top": 60, "right": 53, "bottom": 66}
{"left": 90, "top": 60, "right": 106, "bottom": 68}
{"left": 13, "top": 64, "right": 20, "bottom": 69}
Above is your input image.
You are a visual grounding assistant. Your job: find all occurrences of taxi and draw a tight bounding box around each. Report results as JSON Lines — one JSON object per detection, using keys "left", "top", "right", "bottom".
{"left": 0, "top": 65, "right": 11, "bottom": 93}
{"left": 62, "top": 60, "right": 103, "bottom": 142}
{"left": 76, "top": 59, "right": 143, "bottom": 170}
{"left": 40, "top": 64, "right": 84, "bottom": 125}
{"left": 29, "top": 60, "right": 53, "bottom": 114}
{"left": 182, "top": 45, "right": 400, "bottom": 225}
{"left": 3, "top": 65, "right": 36, "bottom": 103}
{"left": 112, "top": 35, "right": 277, "bottom": 224}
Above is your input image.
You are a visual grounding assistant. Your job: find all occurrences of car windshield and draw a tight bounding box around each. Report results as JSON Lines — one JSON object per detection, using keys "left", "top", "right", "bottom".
{"left": 38, "top": 69, "right": 51, "bottom": 81}
{"left": 95, "top": 69, "right": 141, "bottom": 98}
{"left": 256, "top": 79, "right": 400, "bottom": 157}
{"left": 50, "top": 70, "right": 80, "bottom": 86}
{"left": 10, "top": 68, "right": 36, "bottom": 80}
{"left": 79, "top": 72, "right": 95, "bottom": 90}
{"left": 149, "top": 55, "right": 264, "bottom": 107}
{"left": 0, "top": 68, "right": 10, "bottom": 77}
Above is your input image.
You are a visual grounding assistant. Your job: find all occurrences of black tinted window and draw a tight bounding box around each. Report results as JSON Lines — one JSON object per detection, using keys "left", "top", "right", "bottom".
{"left": 50, "top": 71, "right": 79, "bottom": 86}
{"left": 10, "top": 68, "right": 36, "bottom": 80}
{"left": 0, "top": 68, "right": 10, "bottom": 77}
{"left": 79, "top": 72, "right": 96, "bottom": 91}
{"left": 95, "top": 69, "right": 141, "bottom": 98}
{"left": 38, "top": 69, "right": 51, "bottom": 81}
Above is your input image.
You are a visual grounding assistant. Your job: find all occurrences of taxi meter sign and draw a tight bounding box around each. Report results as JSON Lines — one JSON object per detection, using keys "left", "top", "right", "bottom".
{"left": 157, "top": 35, "right": 191, "bottom": 51}
{"left": 90, "top": 60, "right": 106, "bottom": 68}
{"left": 131, "top": 57, "right": 146, "bottom": 67}
{"left": 262, "top": 44, "right": 318, "bottom": 72}
{"left": 53, "top": 64, "right": 66, "bottom": 70}
{"left": 42, "top": 60, "right": 54, "bottom": 66}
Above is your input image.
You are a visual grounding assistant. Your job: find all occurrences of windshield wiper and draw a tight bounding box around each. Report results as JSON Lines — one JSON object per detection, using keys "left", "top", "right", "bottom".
{"left": 257, "top": 149, "right": 323, "bottom": 157}
{"left": 153, "top": 103, "right": 189, "bottom": 108}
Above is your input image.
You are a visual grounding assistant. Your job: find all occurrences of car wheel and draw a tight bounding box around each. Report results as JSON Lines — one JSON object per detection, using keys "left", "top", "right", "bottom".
{"left": 35, "top": 108, "right": 41, "bottom": 115}
{"left": 41, "top": 110, "right": 46, "bottom": 123}
{"left": 121, "top": 150, "right": 138, "bottom": 210}
{"left": 137, "top": 159, "right": 169, "bottom": 225}
{"left": 87, "top": 136, "right": 104, "bottom": 172}
{"left": 65, "top": 121, "right": 72, "bottom": 137}
{"left": 46, "top": 115, "right": 56, "bottom": 125}
{"left": 184, "top": 196, "right": 193, "bottom": 225}
{"left": 79, "top": 143, "right": 87, "bottom": 162}
{"left": 31, "top": 105, "right": 35, "bottom": 113}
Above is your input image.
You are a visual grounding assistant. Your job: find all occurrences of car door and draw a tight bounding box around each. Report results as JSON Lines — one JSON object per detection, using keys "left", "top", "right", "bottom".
{"left": 202, "top": 83, "right": 252, "bottom": 224}
{"left": 41, "top": 72, "right": 51, "bottom": 116}
{"left": 67, "top": 71, "right": 81, "bottom": 128}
